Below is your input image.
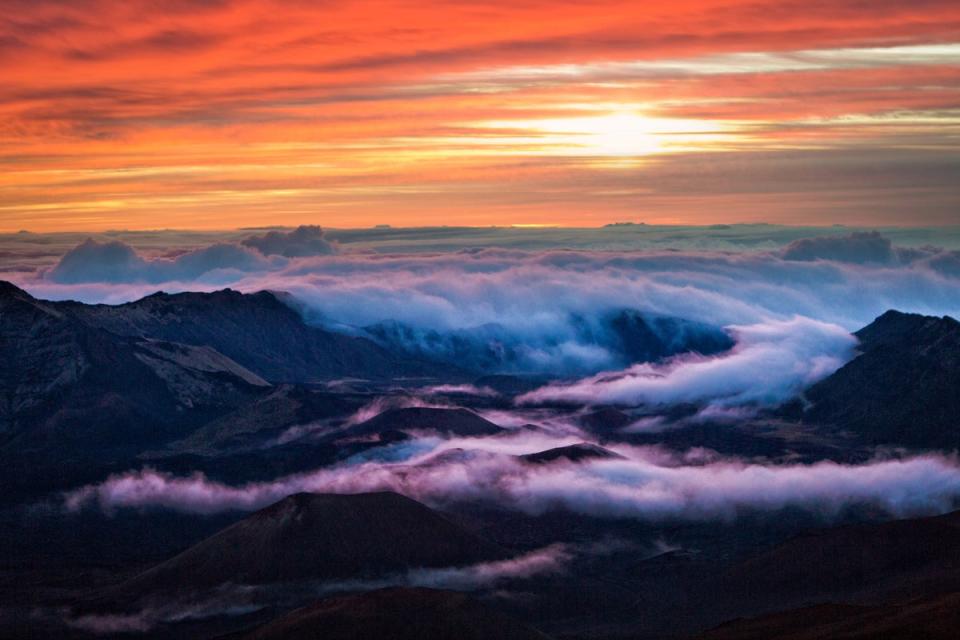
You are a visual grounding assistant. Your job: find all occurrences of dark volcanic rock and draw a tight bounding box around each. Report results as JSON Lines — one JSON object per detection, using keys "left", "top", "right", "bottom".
{"left": 60, "top": 288, "right": 455, "bottom": 383}
{"left": 801, "top": 310, "right": 960, "bottom": 449}
{"left": 233, "top": 587, "right": 552, "bottom": 640}
{"left": 164, "top": 385, "right": 357, "bottom": 455}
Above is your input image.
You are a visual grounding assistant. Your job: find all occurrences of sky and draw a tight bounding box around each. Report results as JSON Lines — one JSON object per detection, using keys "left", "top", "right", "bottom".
{"left": 1, "top": 0, "right": 959, "bottom": 231}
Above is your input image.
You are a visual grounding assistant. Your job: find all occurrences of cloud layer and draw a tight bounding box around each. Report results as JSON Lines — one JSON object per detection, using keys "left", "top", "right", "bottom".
{"left": 520, "top": 317, "right": 856, "bottom": 407}
{"left": 9, "top": 230, "right": 959, "bottom": 385}
{"left": 64, "top": 433, "right": 960, "bottom": 523}
{"left": 240, "top": 226, "right": 337, "bottom": 258}
{"left": 28, "top": 232, "right": 960, "bottom": 329}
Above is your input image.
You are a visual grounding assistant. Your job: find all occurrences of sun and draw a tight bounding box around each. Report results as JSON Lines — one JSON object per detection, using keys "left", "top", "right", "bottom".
{"left": 475, "top": 109, "right": 733, "bottom": 159}
{"left": 536, "top": 112, "right": 664, "bottom": 156}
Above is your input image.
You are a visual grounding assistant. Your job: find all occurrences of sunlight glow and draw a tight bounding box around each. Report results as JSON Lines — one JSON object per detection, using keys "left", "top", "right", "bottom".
{"left": 477, "top": 111, "right": 739, "bottom": 157}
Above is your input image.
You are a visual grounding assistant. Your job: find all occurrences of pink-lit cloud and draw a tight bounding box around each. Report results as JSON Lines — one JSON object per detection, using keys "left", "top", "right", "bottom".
{"left": 64, "top": 440, "right": 960, "bottom": 522}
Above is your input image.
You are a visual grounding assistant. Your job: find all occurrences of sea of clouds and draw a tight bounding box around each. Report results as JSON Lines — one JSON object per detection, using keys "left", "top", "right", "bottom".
{"left": 6, "top": 225, "right": 960, "bottom": 525}
{"left": 7, "top": 225, "right": 960, "bottom": 392}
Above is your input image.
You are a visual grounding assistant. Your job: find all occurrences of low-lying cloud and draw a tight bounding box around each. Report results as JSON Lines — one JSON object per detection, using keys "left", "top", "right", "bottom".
{"left": 64, "top": 436, "right": 960, "bottom": 522}
{"left": 519, "top": 317, "right": 856, "bottom": 408}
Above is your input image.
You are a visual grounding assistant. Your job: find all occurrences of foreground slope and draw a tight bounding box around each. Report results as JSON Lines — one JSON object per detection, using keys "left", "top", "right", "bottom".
{"left": 715, "top": 509, "right": 960, "bottom": 609}
{"left": 233, "top": 587, "right": 552, "bottom": 640}
{"left": 698, "top": 592, "right": 960, "bottom": 640}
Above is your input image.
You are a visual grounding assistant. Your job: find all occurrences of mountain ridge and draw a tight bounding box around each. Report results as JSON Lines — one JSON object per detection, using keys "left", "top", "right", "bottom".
{"left": 800, "top": 309, "right": 960, "bottom": 450}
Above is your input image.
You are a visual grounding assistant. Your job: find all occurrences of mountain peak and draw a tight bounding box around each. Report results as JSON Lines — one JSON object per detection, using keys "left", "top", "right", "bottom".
{"left": 805, "top": 309, "right": 960, "bottom": 449}
{"left": 0, "top": 280, "right": 32, "bottom": 301}
{"left": 856, "top": 309, "right": 959, "bottom": 352}
{"left": 117, "top": 491, "right": 508, "bottom": 594}
{"left": 522, "top": 442, "right": 624, "bottom": 464}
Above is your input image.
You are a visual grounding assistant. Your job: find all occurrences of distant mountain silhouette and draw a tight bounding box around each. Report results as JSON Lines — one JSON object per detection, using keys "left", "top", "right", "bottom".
{"left": 232, "top": 587, "right": 552, "bottom": 640}
{"left": 800, "top": 310, "right": 960, "bottom": 449}
{"left": 59, "top": 288, "right": 455, "bottom": 383}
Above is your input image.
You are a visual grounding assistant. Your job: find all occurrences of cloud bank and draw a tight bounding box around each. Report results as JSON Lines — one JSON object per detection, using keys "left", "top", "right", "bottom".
{"left": 519, "top": 317, "right": 856, "bottom": 408}
{"left": 47, "top": 238, "right": 275, "bottom": 285}
{"left": 781, "top": 231, "right": 898, "bottom": 264}
{"left": 240, "top": 226, "right": 337, "bottom": 258}
{"left": 29, "top": 232, "right": 960, "bottom": 331}
{"left": 64, "top": 436, "right": 960, "bottom": 523}
{"left": 46, "top": 226, "right": 336, "bottom": 285}
{"left": 16, "top": 229, "right": 960, "bottom": 388}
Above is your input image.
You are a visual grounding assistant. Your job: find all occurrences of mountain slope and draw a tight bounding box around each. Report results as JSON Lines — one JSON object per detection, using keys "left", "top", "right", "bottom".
{"left": 0, "top": 283, "right": 267, "bottom": 452}
{"left": 115, "top": 492, "right": 509, "bottom": 594}
{"left": 713, "top": 509, "right": 960, "bottom": 613}
{"left": 0, "top": 281, "right": 272, "bottom": 498}
{"left": 802, "top": 310, "right": 960, "bottom": 449}
{"left": 233, "top": 587, "right": 552, "bottom": 640}
{"left": 698, "top": 592, "right": 960, "bottom": 640}
{"left": 60, "top": 288, "right": 457, "bottom": 383}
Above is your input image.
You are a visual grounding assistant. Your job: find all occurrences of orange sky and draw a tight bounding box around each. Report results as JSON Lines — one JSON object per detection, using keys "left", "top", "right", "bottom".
{"left": 1, "top": 0, "right": 958, "bottom": 231}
